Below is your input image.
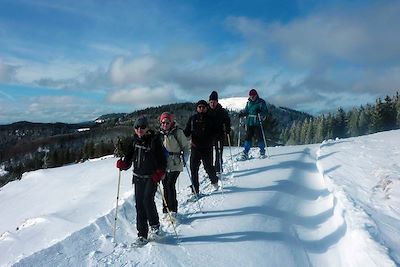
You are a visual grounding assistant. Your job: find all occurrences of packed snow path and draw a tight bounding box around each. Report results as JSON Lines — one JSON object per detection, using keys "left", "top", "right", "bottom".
{"left": 1, "top": 132, "right": 399, "bottom": 266}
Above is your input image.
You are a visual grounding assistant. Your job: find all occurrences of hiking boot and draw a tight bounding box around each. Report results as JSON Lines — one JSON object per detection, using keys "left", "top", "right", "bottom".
{"left": 259, "top": 153, "right": 266, "bottom": 159}
{"left": 211, "top": 182, "right": 219, "bottom": 191}
{"left": 133, "top": 236, "right": 148, "bottom": 247}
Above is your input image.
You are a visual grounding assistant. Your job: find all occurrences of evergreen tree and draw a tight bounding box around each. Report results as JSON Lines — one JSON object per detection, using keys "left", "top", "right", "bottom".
{"left": 348, "top": 107, "right": 360, "bottom": 137}
{"left": 300, "top": 119, "right": 309, "bottom": 144}
{"left": 396, "top": 92, "right": 400, "bottom": 127}
{"left": 333, "top": 107, "right": 346, "bottom": 138}
{"left": 285, "top": 122, "right": 297, "bottom": 145}
{"left": 83, "top": 141, "right": 95, "bottom": 159}
{"left": 381, "top": 95, "right": 396, "bottom": 131}
{"left": 358, "top": 105, "right": 373, "bottom": 135}
{"left": 305, "top": 118, "right": 315, "bottom": 144}
{"left": 286, "top": 121, "right": 302, "bottom": 145}
{"left": 372, "top": 98, "right": 385, "bottom": 132}
{"left": 314, "top": 115, "right": 327, "bottom": 143}
{"left": 325, "top": 113, "right": 335, "bottom": 139}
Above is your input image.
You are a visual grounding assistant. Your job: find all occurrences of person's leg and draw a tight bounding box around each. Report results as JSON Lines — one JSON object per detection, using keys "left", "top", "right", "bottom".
{"left": 201, "top": 147, "right": 219, "bottom": 185}
{"left": 215, "top": 139, "right": 224, "bottom": 173}
{"left": 243, "top": 126, "right": 255, "bottom": 154}
{"left": 255, "top": 126, "right": 265, "bottom": 155}
{"left": 214, "top": 141, "right": 220, "bottom": 173}
{"left": 161, "top": 175, "right": 169, "bottom": 214}
{"left": 166, "top": 171, "right": 180, "bottom": 212}
{"left": 190, "top": 149, "right": 201, "bottom": 194}
{"left": 143, "top": 178, "right": 159, "bottom": 228}
{"left": 134, "top": 177, "right": 149, "bottom": 238}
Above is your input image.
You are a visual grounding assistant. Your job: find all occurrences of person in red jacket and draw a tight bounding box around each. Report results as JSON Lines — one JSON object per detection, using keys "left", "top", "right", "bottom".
{"left": 116, "top": 115, "right": 167, "bottom": 246}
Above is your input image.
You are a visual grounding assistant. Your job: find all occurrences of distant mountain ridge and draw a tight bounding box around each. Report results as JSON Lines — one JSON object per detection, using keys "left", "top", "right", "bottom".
{"left": 0, "top": 99, "right": 312, "bottom": 187}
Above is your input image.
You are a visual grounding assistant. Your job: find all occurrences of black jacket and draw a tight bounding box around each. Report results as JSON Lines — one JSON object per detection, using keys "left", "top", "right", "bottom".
{"left": 123, "top": 130, "right": 167, "bottom": 177}
{"left": 184, "top": 112, "right": 216, "bottom": 149}
{"left": 208, "top": 103, "right": 231, "bottom": 140}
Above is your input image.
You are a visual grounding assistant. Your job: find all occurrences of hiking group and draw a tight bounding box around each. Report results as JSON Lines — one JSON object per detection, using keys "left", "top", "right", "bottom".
{"left": 115, "top": 88, "right": 268, "bottom": 246}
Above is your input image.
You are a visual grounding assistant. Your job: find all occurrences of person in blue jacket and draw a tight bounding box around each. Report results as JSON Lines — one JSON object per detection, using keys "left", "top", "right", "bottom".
{"left": 239, "top": 89, "right": 268, "bottom": 159}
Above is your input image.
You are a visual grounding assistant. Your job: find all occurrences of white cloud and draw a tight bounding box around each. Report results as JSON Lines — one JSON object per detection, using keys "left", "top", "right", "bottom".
{"left": 110, "top": 56, "right": 158, "bottom": 85}
{"left": 0, "top": 95, "right": 127, "bottom": 124}
{"left": 226, "top": 1, "right": 400, "bottom": 66}
{"left": 107, "top": 85, "right": 180, "bottom": 108}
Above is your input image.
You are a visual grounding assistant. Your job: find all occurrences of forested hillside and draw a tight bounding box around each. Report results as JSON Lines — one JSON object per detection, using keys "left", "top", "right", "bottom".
{"left": 281, "top": 92, "right": 400, "bottom": 145}
{"left": 0, "top": 101, "right": 309, "bottom": 187}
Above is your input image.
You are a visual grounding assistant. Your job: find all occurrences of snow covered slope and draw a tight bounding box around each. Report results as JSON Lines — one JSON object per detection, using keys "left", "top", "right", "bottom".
{"left": 0, "top": 130, "right": 399, "bottom": 266}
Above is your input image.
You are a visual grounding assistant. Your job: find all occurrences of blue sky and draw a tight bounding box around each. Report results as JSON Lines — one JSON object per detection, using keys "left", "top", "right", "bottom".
{"left": 1, "top": 0, "right": 399, "bottom": 124}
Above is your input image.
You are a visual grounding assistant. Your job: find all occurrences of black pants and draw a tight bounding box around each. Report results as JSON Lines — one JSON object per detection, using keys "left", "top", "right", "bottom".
{"left": 213, "top": 139, "right": 224, "bottom": 173}
{"left": 162, "top": 171, "right": 180, "bottom": 213}
{"left": 190, "top": 147, "right": 218, "bottom": 193}
{"left": 134, "top": 176, "right": 159, "bottom": 238}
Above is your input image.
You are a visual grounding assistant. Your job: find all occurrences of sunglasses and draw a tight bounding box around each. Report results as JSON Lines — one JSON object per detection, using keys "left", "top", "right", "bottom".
{"left": 161, "top": 121, "right": 171, "bottom": 125}
{"left": 197, "top": 105, "right": 207, "bottom": 109}
{"left": 135, "top": 125, "right": 147, "bottom": 130}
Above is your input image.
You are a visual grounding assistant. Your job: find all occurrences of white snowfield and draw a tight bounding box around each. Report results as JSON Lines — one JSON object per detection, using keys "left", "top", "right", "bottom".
{"left": 0, "top": 130, "right": 399, "bottom": 266}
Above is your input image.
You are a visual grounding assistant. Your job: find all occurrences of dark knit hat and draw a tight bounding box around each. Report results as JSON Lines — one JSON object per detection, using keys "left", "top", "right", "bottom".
{"left": 209, "top": 91, "right": 218, "bottom": 101}
{"left": 134, "top": 115, "right": 148, "bottom": 128}
{"left": 249, "top": 89, "right": 258, "bottom": 96}
{"left": 196, "top": 100, "right": 208, "bottom": 107}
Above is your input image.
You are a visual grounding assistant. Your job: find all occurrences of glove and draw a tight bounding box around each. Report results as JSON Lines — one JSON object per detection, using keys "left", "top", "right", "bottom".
{"left": 152, "top": 169, "right": 165, "bottom": 184}
{"left": 116, "top": 159, "right": 129, "bottom": 171}
{"left": 182, "top": 152, "right": 189, "bottom": 167}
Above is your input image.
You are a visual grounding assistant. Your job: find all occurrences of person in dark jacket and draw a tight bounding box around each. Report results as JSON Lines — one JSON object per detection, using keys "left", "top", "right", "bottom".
{"left": 116, "top": 115, "right": 167, "bottom": 246}
{"left": 239, "top": 89, "right": 268, "bottom": 159}
{"left": 208, "top": 91, "right": 231, "bottom": 173}
{"left": 184, "top": 100, "right": 219, "bottom": 194}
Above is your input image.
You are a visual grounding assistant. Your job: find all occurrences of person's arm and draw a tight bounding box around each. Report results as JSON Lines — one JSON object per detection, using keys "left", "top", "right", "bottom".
{"left": 183, "top": 116, "right": 192, "bottom": 137}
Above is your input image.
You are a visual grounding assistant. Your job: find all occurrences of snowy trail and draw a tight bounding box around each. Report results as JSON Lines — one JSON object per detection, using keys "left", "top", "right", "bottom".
{"left": 2, "top": 135, "right": 398, "bottom": 266}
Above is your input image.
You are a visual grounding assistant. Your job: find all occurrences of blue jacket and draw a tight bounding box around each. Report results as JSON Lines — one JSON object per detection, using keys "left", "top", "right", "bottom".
{"left": 240, "top": 96, "right": 267, "bottom": 127}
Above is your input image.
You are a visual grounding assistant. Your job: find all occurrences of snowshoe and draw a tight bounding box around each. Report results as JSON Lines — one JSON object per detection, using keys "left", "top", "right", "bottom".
{"left": 187, "top": 192, "right": 205, "bottom": 202}
{"left": 132, "top": 236, "right": 148, "bottom": 247}
{"left": 211, "top": 182, "right": 219, "bottom": 191}
{"left": 148, "top": 224, "right": 166, "bottom": 241}
{"left": 237, "top": 153, "right": 249, "bottom": 161}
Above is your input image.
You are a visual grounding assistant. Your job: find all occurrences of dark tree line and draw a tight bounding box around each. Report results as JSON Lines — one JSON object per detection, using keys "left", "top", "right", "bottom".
{"left": 281, "top": 92, "right": 400, "bottom": 145}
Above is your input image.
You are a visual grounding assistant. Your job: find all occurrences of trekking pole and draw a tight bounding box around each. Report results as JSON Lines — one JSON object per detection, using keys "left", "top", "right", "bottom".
{"left": 217, "top": 141, "right": 224, "bottom": 193}
{"left": 177, "top": 175, "right": 180, "bottom": 194}
{"left": 226, "top": 133, "right": 234, "bottom": 169}
{"left": 184, "top": 164, "right": 203, "bottom": 213}
{"left": 237, "top": 117, "right": 241, "bottom": 147}
{"left": 157, "top": 183, "right": 179, "bottom": 241}
{"left": 257, "top": 113, "right": 270, "bottom": 158}
{"left": 112, "top": 138, "right": 124, "bottom": 243}
{"left": 112, "top": 167, "right": 122, "bottom": 242}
